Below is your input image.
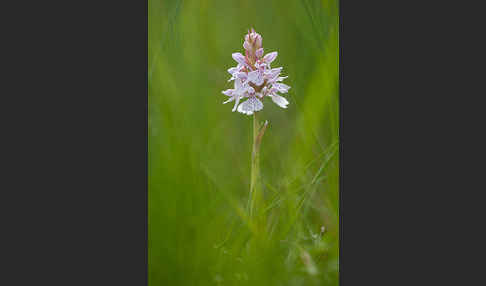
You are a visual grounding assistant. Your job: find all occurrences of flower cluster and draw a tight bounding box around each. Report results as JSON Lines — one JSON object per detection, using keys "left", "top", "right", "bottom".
{"left": 222, "top": 28, "right": 290, "bottom": 115}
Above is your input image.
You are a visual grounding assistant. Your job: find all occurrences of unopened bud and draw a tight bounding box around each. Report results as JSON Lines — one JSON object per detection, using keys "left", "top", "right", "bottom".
{"left": 255, "top": 48, "right": 264, "bottom": 58}
{"left": 254, "top": 34, "right": 262, "bottom": 49}
{"left": 243, "top": 41, "right": 250, "bottom": 50}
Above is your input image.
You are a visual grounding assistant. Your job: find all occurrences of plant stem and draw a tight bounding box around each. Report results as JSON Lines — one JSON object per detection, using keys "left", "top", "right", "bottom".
{"left": 249, "top": 113, "right": 260, "bottom": 219}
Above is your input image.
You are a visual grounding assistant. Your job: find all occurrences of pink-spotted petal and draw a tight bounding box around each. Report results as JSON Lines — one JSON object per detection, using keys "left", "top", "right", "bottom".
{"left": 223, "top": 97, "right": 234, "bottom": 104}
{"left": 255, "top": 48, "right": 264, "bottom": 58}
{"left": 237, "top": 97, "right": 263, "bottom": 115}
{"left": 232, "top": 96, "right": 241, "bottom": 112}
{"left": 271, "top": 94, "right": 289, "bottom": 108}
{"left": 232, "top": 53, "right": 246, "bottom": 65}
{"left": 263, "top": 52, "right": 278, "bottom": 64}
{"left": 227, "top": 67, "right": 239, "bottom": 75}
{"left": 272, "top": 82, "right": 290, "bottom": 93}
{"left": 222, "top": 89, "right": 233, "bottom": 96}
{"left": 243, "top": 41, "right": 251, "bottom": 50}
{"left": 248, "top": 70, "right": 264, "bottom": 86}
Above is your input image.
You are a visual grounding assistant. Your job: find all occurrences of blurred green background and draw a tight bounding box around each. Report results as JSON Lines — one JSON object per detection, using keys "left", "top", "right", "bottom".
{"left": 149, "top": 0, "right": 339, "bottom": 285}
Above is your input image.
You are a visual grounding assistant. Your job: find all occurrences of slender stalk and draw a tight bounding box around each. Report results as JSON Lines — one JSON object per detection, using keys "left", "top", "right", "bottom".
{"left": 248, "top": 113, "right": 260, "bottom": 219}
{"left": 248, "top": 113, "right": 269, "bottom": 224}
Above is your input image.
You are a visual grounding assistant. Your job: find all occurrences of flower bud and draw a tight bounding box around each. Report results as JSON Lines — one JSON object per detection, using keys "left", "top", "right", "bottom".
{"left": 255, "top": 48, "right": 264, "bottom": 58}
{"left": 254, "top": 33, "right": 262, "bottom": 49}
{"left": 243, "top": 41, "right": 251, "bottom": 50}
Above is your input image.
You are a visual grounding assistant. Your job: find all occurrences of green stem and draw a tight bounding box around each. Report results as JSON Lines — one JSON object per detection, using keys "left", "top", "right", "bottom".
{"left": 249, "top": 113, "right": 260, "bottom": 218}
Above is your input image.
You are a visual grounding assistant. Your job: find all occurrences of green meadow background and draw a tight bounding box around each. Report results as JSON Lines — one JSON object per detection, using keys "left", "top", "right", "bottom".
{"left": 149, "top": 0, "right": 339, "bottom": 285}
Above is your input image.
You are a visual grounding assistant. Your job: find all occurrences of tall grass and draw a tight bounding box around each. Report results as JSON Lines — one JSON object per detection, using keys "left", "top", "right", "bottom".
{"left": 149, "top": 0, "right": 339, "bottom": 285}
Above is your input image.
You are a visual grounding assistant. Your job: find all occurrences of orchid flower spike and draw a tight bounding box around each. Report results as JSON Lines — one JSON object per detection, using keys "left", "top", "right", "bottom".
{"left": 222, "top": 28, "right": 290, "bottom": 115}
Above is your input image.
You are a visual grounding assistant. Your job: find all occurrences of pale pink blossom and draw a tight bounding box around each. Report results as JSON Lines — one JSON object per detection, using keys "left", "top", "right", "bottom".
{"left": 222, "top": 28, "right": 290, "bottom": 115}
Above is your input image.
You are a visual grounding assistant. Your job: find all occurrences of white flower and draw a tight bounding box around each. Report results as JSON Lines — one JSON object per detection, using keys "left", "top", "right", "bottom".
{"left": 237, "top": 96, "right": 263, "bottom": 115}
{"left": 222, "top": 28, "right": 290, "bottom": 115}
{"left": 227, "top": 65, "right": 243, "bottom": 82}
{"left": 270, "top": 94, "right": 289, "bottom": 108}
{"left": 248, "top": 70, "right": 264, "bottom": 86}
{"left": 263, "top": 52, "right": 278, "bottom": 65}
{"left": 222, "top": 77, "right": 255, "bottom": 112}
{"left": 232, "top": 52, "right": 247, "bottom": 66}
{"left": 271, "top": 82, "right": 291, "bottom": 93}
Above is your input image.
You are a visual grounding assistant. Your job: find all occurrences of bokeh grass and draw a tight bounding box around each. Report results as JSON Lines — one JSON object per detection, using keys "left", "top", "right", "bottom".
{"left": 149, "top": 0, "right": 339, "bottom": 285}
